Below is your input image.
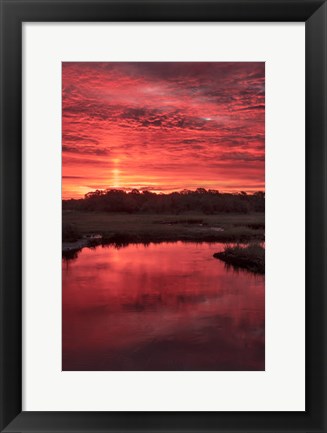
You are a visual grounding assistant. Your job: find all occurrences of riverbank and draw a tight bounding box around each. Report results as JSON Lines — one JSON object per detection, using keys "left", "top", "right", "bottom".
{"left": 62, "top": 211, "right": 264, "bottom": 258}
{"left": 213, "top": 244, "right": 265, "bottom": 274}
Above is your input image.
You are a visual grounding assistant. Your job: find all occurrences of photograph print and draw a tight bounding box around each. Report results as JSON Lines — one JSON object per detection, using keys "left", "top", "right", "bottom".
{"left": 62, "top": 62, "right": 265, "bottom": 371}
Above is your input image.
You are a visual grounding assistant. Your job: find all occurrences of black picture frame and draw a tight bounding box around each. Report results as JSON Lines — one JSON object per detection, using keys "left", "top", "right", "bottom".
{"left": 0, "top": 0, "right": 326, "bottom": 432}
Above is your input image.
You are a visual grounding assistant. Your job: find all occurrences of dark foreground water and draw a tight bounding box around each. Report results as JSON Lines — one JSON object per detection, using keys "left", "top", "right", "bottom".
{"left": 62, "top": 242, "right": 264, "bottom": 371}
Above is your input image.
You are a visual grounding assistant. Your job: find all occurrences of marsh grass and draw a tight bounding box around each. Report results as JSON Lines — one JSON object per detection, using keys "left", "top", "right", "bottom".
{"left": 62, "top": 212, "right": 265, "bottom": 260}
{"left": 62, "top": 211, "right": 264, "bottom": 244}
{"left": 62, "top": 223, "right": 82, "bottom": 242}
{"left": 213, "top": 243, "right": 265, "bottom": 274}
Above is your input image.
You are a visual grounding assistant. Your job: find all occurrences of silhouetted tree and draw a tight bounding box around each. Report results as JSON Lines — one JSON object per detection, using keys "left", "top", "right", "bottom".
{"left": 62, "top": 188, "right": 265, "bottom": 214}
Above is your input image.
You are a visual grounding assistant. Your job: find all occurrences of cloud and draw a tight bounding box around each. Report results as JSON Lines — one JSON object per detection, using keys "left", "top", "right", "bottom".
{"left": 237, "top": 104, "right": 265, "bottom": 112}
{"left": 62, "top": 62, "right": 265, "bottom": 198}
{"left": 220, "top": 152, "right": 265, "bottom": 162}
{"left": 62, "top": 133, "right": 99, "bottom": 144}
{"left": 62, "top": 145, "right": 110, "bottom": 156}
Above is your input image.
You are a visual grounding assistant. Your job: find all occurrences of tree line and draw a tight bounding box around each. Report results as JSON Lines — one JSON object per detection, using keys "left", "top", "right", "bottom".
{"left": 63, "top": 188, "right": 265, "bottom": 214}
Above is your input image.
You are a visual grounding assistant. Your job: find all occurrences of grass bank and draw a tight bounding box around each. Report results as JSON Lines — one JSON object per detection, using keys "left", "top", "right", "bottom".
{"left": 213, "top": 244, "right": 265, "bottom": 274}
{"left": 62, "top": 211, "right": 265, "bottom": 258}
{"left": 63, "top": 211, "right": 264, "bottom": 244}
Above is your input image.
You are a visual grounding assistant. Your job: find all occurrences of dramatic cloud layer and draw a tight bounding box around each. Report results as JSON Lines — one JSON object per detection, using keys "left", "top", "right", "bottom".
{"left": 62, "top": 62, "right": 265, "bottom": 198}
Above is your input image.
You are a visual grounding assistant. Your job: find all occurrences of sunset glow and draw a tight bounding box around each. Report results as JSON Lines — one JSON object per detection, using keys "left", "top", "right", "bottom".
{"left": 62, "top": 62, "right": 265, "bottom": 199}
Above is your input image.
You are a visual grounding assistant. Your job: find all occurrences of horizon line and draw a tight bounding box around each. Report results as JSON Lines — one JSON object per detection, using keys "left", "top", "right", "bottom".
{"left": 62, "top": 187, "right": 265, "bottom": 201}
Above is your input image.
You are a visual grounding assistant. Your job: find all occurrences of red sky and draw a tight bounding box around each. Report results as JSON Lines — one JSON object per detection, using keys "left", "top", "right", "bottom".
{"left": 62, "top": 62, "right": 265, "bottom": 199}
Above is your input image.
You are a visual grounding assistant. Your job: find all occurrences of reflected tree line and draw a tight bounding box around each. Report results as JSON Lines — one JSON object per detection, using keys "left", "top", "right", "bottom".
{"left": 63, "top": 188, "right": 265, "bottom": 214}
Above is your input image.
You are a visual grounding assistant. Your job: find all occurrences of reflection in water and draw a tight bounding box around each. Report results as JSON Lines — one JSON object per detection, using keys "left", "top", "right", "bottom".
{"left": 62, "top": 242, "right": 264, "bottom": 371}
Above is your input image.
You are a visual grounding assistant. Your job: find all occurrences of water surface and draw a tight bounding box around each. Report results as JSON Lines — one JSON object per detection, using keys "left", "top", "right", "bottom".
{"left": 62, "top": 242, "right": 264, "bottom": 370}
